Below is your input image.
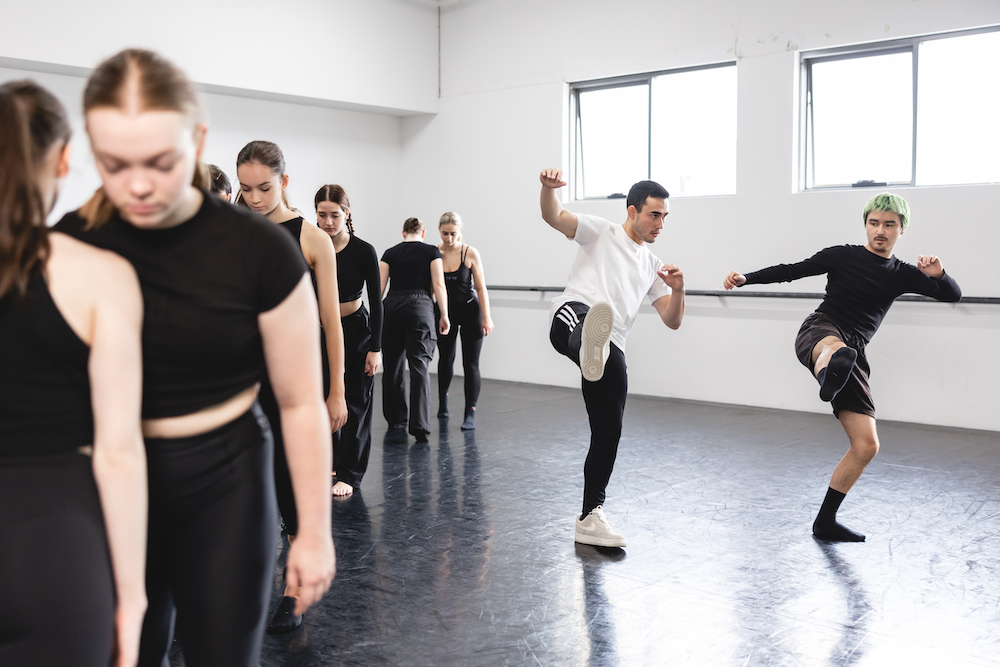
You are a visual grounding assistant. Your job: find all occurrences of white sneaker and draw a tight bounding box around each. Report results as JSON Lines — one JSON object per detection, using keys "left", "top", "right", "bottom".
{"left": 575, "top": 506, "right": 627, "bottom": 548}
{"left": 579, "top": 302, "right": 614, "bottom": 382}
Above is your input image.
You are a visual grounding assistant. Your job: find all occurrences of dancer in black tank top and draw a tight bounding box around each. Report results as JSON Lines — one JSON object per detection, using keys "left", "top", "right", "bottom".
{"left": 0, "top": 80, "right": 147, "bottom": 667}
{"left": 436, "top": 212, "right": 494, "bottom": 430}
{"left": 236, "top": 140, "right": 347, "bottom": 634}
{"left": 380, "top": 217, "right": 450, "bottom": 440}
{"left": 316, "top": 184, "right": 383, "bottom": 498}
{"left": 53, "top": 51, "right": 335, "bottom": 667}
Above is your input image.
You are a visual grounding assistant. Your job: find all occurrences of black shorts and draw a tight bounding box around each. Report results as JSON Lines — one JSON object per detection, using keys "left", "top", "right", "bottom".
{"left": 794, "top": 312, "right": 875, "bottom": 419}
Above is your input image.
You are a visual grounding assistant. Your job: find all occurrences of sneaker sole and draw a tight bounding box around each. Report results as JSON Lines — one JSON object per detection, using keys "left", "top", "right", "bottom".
{"left": 580, "top": 303, "right": 614, "bottom": 382}
{"left": 574, "top": 531, "right": 627, "bottom": 548}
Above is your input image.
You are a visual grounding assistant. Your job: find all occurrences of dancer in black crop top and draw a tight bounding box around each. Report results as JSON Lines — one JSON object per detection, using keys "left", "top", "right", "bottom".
{"left": 0, "top": 80, "right": 147, "bottom": 667}
{"left": 380, "top": 217, "right": 450, "bottom": 440}
{"left": 236, "top": 141, "right": 347, "bottom": 635}
{"left": 316, "top": 184, "right": 383, "bottom": 498}
{"left": 56, "top": 50, "right": 335, "bottom": 667}
{"left": 435, "top": 212, "right": 495, "bottom": 430}
{"left": 724, "top": 193, "right": 961, "bottom": 543}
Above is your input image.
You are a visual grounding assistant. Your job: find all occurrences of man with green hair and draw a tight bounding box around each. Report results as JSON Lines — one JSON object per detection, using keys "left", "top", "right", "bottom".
{"left": 723, "top": 193, "right": 961, "bottom": 542}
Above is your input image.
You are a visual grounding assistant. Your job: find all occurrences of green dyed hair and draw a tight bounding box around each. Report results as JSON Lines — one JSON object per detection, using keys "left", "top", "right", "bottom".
{"left": 862, "top": 192, "right": 910, "bottom": 230}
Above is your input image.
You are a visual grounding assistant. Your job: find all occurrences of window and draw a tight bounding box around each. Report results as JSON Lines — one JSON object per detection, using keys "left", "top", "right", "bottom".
{"left": 571, "top": 63, "right": 737, "bottom": 200}
{"left": 800, "top": 27, "right": 1000, "bottom": 190}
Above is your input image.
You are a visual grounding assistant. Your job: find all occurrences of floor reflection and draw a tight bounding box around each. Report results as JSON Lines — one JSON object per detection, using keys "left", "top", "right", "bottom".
{"left": 815, "top": 540, "right": 872, "bottom": 666}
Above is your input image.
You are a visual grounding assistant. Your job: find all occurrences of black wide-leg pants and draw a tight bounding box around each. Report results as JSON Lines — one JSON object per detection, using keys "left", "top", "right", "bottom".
{"left": 382, "top": 290, "right": 436, "bottom": 436}
{"left": 550, "top": 301, "right": 628, "bottom": 517}
{"left": 333, "top": 305, "right": 375, "bottom": 487}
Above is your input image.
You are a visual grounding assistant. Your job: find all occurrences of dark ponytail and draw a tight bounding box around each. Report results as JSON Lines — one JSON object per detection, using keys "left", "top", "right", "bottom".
{"left": 0, "top": 81, "right": 70, "bottom": 299}
{"left": 80, "top": 49, "right": 209, "bottom": 229}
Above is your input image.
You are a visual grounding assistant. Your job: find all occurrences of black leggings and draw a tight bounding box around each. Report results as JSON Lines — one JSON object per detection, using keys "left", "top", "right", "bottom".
{"left": 435, "top": 296, "right": 483, "bottom": 410}
{"left": 382, "top": 291, "right": 437, "bottom": 436}
{"left": 0, "top": 452, "right": 114, "bottom": 667}
{"left": 333, "top": 304, "right": 375, "bottom": 487}
{"left": 138, "top": 404, "right": 277, "bottom": 667}
{"left": 550, "top": 302, "right": 628, "bottom": 516}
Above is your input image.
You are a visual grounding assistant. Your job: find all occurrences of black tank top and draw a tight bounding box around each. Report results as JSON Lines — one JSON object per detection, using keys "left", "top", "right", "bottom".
{"left": 444, "top": 245, "right": 475, "bottom": 304}
{"left": 0, "top": 271, "right": 93, "bottom": 455}
{"left": 277, "top": 217, "right": 319, "bottom": 300}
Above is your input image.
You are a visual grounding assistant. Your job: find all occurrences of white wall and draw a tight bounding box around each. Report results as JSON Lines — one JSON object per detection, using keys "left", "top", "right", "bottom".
{"left": 0, "top": 65, "right": 406, "bottom": 252}
{"left": 1, "top": 0, "right": 439, "bottom": 115}
{"left": 401, "top": 0, "right": 1000, "bottom": 431}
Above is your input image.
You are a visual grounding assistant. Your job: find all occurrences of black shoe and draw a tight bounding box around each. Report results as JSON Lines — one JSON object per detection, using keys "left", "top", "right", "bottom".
{"left": 266, "top": 596, "right": 302, "bottom": 634}
{"left": 437, "top": 393, "right": 449, "bottom": 418}
{"left": 413, "top": 430, "right": 430, "bottom": 443}
{"left": 388, "top": 422, "right": 407, "bottom": 431}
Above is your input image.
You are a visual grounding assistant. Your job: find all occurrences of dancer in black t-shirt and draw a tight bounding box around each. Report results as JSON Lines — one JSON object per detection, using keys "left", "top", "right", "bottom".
{"left": 724, "top": 193, "right": 961, "bottom": 542}
{"left": 380, "top": 217, "right": 450, "bottom": 441}
{"left": 55, "top": 50, "right": 335, "bottom": 666}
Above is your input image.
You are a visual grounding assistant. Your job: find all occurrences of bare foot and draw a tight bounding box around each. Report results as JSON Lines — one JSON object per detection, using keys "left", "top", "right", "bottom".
{"left": 331, "top": 480, "right": 354, "bottom": 497}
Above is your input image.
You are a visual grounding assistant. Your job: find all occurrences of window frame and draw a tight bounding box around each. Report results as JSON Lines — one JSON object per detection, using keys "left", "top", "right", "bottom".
{"left": 569, "top": 61, "right": 737, "bottom": 202}
{"left": 798, "top": 25, "right": 1000, "bottom": 191}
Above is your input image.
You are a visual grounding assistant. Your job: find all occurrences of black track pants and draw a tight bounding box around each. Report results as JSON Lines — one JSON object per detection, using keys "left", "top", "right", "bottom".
{"left": 435, "top": 296, "right": 484, "bottom": 411}
{"left": 382, "top": 291, "right": 436, "bottom": 436}
{"left": 333, "top": 305, "right": 375, "bottom": 487}
{"left": 550, "top": 301, "right": 628, "bottom": 516}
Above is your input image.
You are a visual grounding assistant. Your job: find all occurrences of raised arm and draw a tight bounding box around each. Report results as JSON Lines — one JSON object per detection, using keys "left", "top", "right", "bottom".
{"left": 539, "top": 168, "right": 579, "bottom": 239}
{"left": 430, "top": 257, "right": 450, "bottom": 335}
{"left": 259, "top": 275, "right": 336, "bottom": 615}
{"left": 723, "top": 248, "right": 835, "bottom": 289}
{"left": 468, "top": 246, "right": 494, "bottom": 335}
{"left": 302, "top": 223, "right": 347, "bottom": 431}
{"left": 652, "top": 264, "right": 685, "bottom": 329}
{"left": 914, "top": 255, "right": 962, "bottom": 302}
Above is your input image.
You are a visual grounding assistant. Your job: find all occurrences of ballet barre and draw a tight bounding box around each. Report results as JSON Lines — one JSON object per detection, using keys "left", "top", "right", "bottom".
{"left": 486, "top": 286, "right": 1000, "bottom": 304}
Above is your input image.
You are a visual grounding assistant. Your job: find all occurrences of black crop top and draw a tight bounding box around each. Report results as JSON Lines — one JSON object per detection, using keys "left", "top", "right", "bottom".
{"left": 444, "top": 244, "right": 475, "bottom": 305}
{"left": 55, "top": 192, "right": 307, "bottom": 419}
{"left": 337, "top": 235, "right": 383, "bottom": 352}
{"left": 380, "top": 241, "right": 441, "bottom": 295}
{"left": 0, "top": 270, "right": 93, "bottom": 455}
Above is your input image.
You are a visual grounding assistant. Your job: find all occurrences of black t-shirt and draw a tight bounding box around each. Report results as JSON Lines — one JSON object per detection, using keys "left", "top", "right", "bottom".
{"left": 54, "top": 192, "right": 308, "bottom": 419}
{"left": 337, "top": 235, "right": 383, "bottom": 351}
{"left": 742, "top": 244, "right": 962, "bottom": 343}
{"left": 380, "top": 241, "right": 441, "bottom": 295}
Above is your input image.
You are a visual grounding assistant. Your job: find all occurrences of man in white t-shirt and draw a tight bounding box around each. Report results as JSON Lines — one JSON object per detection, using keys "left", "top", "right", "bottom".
{"left": 540, "top": 168, "right": 685, "bottom": 549}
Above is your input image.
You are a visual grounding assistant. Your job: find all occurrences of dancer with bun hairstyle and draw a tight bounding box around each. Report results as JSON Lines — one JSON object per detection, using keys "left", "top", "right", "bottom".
{"left": 0, "top": 80, "right": 147, "bottom": 667}
{"left": 435, "top": 211, "right": 494, "bottom": 430}
{"left": 380, "top": 217, "right": 449, "bottom": 441}
{"left": 316, "top": 184, "right": 382, "bottom": 497}
{"left": 55, "top": 50, "right": 335, "bottom": 666}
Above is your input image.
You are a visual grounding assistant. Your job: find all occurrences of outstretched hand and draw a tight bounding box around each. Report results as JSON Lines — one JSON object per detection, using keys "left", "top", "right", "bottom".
{"left": 539, "top": 168, "right": 567, "bottom": 189}
{"left": 657, "top": 264, "right": 684, "bottom": 291}
{"left": 723, "top": 271, "right": 746, "bottom": 290}
{"left": 917, "top": 255, "right": 944, "bottom": 278}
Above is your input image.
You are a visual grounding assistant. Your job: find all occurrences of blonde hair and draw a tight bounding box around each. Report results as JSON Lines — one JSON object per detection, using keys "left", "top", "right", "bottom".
{"left": 79, "top": 49, "right": 210, "bottom": 229}
{"left": 439, "top": 211, "right": 462, "bottom": 227}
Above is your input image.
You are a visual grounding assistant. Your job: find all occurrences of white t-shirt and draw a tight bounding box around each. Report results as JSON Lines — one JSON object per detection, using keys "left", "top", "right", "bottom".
{"left": 550, "top": 213, "right": 672, "bottom": 351}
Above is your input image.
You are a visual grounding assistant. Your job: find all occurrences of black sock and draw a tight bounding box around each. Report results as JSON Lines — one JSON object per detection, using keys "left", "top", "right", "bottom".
{"left": 813, "top": 487, "right": 865, "bottom": 542}
{"left": 819, "top": 347, "right": 858, "bottom": 402}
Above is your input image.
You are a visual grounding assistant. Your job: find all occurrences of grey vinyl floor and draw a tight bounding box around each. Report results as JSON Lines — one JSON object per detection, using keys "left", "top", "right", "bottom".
{"left": 179, "top": 376, "right": 1000, "bottom": 666}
